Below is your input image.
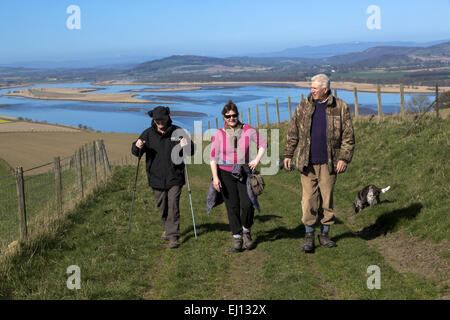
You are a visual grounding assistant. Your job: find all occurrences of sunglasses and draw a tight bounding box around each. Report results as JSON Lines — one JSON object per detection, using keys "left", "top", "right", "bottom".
{"left": 224, "top": 114, "right": 238, "bottom": 119}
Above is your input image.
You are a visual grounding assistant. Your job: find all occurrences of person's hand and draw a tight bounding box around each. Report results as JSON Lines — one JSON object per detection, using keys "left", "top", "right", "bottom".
{"left": 136, "top": 139, "right": 146, "bottom": 149}
{"left": 336, "top": 160, "right": 347, "bottom": 173}
{"left": 213, "top": 177, "right": 222, "bottom": 192}
{"left": 284, "top": 158, "right": 292, "bottom": 171}
{"left": 248, "top": 159, "right": 260, "bottom": 171}
{"left": 179, "top": 137, "right": 188, "bottom": 148}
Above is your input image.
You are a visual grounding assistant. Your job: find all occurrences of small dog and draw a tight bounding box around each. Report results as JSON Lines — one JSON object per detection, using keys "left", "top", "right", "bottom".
{"left": 353, "top": 185, "right": 390, "bottom": 213}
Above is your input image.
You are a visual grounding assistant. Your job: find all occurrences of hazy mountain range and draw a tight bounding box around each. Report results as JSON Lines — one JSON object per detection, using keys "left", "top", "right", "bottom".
{"left": 2, "top": 39, "right": 448, "bottom": 69}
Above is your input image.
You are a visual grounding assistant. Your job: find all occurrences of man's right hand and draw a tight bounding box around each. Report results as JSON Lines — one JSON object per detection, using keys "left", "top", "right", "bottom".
{"left": 284, "top": 158, "right": 292, "bottom": 171}
{"left": 136, "top": 139, "right": 146, "bottom": 149}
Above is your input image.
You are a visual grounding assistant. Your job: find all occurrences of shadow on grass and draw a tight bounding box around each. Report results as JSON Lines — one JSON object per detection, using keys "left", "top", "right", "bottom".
{"left": 334, "top": 202, "right": 423, "bottom": 242}
{"left": 181, "top": 222, "right": 230, "bottom": 243}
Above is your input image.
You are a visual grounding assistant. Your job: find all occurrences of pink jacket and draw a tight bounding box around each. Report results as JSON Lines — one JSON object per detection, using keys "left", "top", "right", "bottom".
{"left": 210, "top": 124, "right": 267, "bottom": 172}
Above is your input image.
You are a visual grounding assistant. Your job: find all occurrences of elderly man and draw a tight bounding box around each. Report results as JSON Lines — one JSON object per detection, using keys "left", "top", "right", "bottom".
{"left": 283, "top": 74, "right": 355, "bottom": 253}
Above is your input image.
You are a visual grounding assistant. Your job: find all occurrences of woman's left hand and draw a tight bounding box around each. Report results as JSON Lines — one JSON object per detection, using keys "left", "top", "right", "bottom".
{"left": 248, "top": 159, "right": 259, "bottom": 171}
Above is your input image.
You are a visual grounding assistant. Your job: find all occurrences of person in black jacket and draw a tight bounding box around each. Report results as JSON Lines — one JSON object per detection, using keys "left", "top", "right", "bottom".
{"left": 131, "top": 106, "right": 195, "bottom": 249}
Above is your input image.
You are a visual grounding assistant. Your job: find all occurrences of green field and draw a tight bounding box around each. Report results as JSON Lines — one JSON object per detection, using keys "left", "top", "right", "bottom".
{"left": 0, "top": 115, "right": 448, "bottom": 299}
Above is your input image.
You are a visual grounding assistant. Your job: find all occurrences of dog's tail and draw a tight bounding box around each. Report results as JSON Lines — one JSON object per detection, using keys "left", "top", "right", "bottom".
{"left": 381, "top": 186, "right": 391, "bottom": 193}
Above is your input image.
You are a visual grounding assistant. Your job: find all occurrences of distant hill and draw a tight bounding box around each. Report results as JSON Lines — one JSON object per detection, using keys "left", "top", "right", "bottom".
{"left": 250, "top": 40, "right": 449, "bottom": 58}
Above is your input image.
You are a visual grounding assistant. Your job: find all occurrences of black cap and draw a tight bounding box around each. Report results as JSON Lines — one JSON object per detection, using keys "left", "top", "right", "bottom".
{"left": 148, "top": 106, "right": 170, "bottom": 121}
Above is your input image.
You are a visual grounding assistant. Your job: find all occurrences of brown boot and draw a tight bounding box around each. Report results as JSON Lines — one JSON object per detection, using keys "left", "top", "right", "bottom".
{"left": 318, "top": 232, "right": 337, "bottom": 248}
{"left": 231, "top": 235, "right": 243, "bottom": 253}
{"left": 301, "top": 232, "right": 315, "bottom": 253}
{"left": 243, "top": 230, "right": 256, "bottom": 250}
{"left": 168, "top": 238, "right": 180, "bottom": 249}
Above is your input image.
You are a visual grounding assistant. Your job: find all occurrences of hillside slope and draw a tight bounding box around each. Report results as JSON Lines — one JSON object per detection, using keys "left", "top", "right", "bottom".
{"left": 1, "top": 115, "right": 448, "bottom": 299}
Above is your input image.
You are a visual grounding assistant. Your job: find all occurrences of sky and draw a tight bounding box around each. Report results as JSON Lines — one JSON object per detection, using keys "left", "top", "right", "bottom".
{"left": 0, "top": 0, "right": 449, "bottom": 65}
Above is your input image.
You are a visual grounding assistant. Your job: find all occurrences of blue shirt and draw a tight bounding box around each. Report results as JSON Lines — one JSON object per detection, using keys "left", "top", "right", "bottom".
{"left": 309, "top": 101, "right": 328, "bottom": 164}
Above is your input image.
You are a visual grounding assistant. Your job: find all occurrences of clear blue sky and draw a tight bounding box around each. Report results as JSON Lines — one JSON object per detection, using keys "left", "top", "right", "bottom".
{"left": 0, "top": 0, "right": 449, "bottom": 63}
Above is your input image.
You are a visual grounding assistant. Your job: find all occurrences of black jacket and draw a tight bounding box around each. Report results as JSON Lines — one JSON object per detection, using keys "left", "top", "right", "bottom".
{"left": 131, "top": 122, "right": 195, "bottom": 190}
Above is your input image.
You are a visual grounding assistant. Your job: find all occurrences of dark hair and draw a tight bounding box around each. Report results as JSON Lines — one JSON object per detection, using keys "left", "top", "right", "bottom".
{"left": 221, "top": 100, "right": 239, "bottom": 117}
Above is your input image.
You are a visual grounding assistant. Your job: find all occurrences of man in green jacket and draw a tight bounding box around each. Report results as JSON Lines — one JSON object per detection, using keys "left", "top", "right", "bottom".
{"left": 283, "top": 74, "right": 355, "bottom": 253}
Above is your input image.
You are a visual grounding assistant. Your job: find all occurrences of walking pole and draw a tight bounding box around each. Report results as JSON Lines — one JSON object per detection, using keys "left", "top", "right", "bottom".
{"left": 184, "top": 157, "right": 198, "bottom": 241}
{"left": 128, "top": 148, "right": 143, "bottom": 233}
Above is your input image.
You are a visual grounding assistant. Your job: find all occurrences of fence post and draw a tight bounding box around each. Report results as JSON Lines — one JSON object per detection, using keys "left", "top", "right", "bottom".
{"left": 240, "top": 110, "right": 243, "bottom": 123}
{"left": 334, "top": 88, "right": 338, "bottom": 98}
{"left": 91, "top": 141, "right": 98, "bottom": 187}
{"left": 208, "top": 120, "right": 211, "bottom": 131}
{"left": 96, "top": 140, "right": 106, "bottom": 181}
{"left": 301, "top": 94, "right": 304, "bottom": 102}
{"left": 353, "top": 87, "right": 359, "bottom": 121}
{"left": 400, "top": 84, "right": 405, "bottom": 117}
{"left": 76, "top": 149, "right": 84, "bottom": 199}
{"left": 276, "top": 99, "right": 280, "bottom": 125}
{"left": 436, "top": 83, "right": 439, "bottom": 118}
{"left": 215, "top": 117, "right": 219, "bottom": 129}
{"left": 100, "top": 140, "right": 111, "bottom": 175}
{"left": 15, "top": 166, "right": 28, "bottom": 240}
{"left": 248, "top": 108, "right": 251, "bottom": 126}
{"left": 288, "top": 96, "right": 292, "bottom": 121}
{"left": 256, "top": 104, "right": 260, "bottom": 128}
{"left": 377, "top": 84, "right": 383, "bottom": 122}
{"left": 265, "top": 102, "right": 269, "bottom": 125}
{"left": 54, "top": 156, "right": 62, "bottom": 215}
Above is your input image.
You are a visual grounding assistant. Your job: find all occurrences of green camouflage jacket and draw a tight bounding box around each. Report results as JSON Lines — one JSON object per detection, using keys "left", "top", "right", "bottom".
{"left": 283, "top": 92, "right": 355, "bottom": 174}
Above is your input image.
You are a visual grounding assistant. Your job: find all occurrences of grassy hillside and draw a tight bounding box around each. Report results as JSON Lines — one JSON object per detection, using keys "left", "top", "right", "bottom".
{"left": 0, "top": 115, "right": 448, "bottom": 299}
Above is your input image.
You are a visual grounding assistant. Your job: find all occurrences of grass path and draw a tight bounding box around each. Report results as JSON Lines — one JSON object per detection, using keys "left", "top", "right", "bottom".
{"left": 1, "top": 116, "right": 448, "bottom": 299}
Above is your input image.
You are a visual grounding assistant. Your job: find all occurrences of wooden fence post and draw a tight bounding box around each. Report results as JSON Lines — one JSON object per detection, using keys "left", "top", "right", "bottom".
{"left": 256, "top": 104, "right": 260, "bottom": 128}
{"left": 54, "top": 156, "right": 62, "bottom": 215}
{"left": 353, "top": 87, "right": 359, "bottom": 121}
{"left": 377, "top": 84, "right": 383, "bottom": 122}
{"left": 288, "top": 96, "right": 292, "bottom": 121}
{"left": 334, "top": 88, "right": 338, "bottom": 98}
{"left": 276, "top": 99, "right": 280, "bottom": 125}
{"left": 101, "top": 140, "right": 111, "bottom": 175}
{"left": 240, "top": 111, "right": 243, "bottom": 123}
{"left": 216, "top": 117, "right": 219, "bottom": 129}
{"left": 248, "top": 108, "right": 251, "bottom": 126}
{"left": 265, "top": 102, "right": 269, "bottom": 125}
{"left": 15, "top": 166, "right": 28, "bottom": 240}
{"left": 301, "top": 94, "right": 304, "bottom": 102}
{"left": 436, "top": 83, "right": 439, "bottom": 118}
{"left": 400, "top": 84, "right": 405, "bottom": 117}
{"left": 91, "top": 141, "right": 98, "bottom": 187}
{"left": 96, "top": 140, "right": 106, "bottom": 181}
{"left": 76, "top": 149, "right": 84, "bottom": 199}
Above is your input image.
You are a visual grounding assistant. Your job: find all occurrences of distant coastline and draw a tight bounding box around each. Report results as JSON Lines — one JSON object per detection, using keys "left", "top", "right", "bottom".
{"left": 93, "top": 80, "right": 446, "bottom": 94}
{"left": 3, "top": 87, "right": 156, "bottom": 104}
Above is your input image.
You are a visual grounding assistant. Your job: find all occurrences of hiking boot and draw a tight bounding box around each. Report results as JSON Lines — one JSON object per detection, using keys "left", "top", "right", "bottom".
{"left": 168, "top": 238, "right": 180, "bottom": 249}
{"left": 230, "top": 236, "right": 243, "bottom": 253}
{"left": 318, "top": 232, "right": 337, "bottom": 248}
{"left": 301, "top": 232, "right": 315, "bottom": 253}
{"left": 242, "top": 230, "right": 256, "bottom": 250}
{"left": 162, "top": 231, "right": 169, "bottom": 241}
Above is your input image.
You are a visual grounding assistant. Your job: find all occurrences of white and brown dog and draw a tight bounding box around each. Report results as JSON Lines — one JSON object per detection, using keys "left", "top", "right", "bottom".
{"left": 353, "top": 185, "right": 390, "bottom": 213}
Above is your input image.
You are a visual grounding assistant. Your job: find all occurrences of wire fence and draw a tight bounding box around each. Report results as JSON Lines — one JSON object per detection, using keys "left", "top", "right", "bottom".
{"left": 0, "top": 140, "right": 111, "bottom": 254}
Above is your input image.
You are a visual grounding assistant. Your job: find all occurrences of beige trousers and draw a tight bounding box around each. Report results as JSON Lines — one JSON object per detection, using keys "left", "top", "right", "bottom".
{"left": 300, "top": 164, "right": 337, "bottom": 227}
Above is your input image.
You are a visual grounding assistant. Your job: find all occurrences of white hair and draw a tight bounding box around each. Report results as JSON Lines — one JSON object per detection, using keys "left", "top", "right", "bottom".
{"left": 311, "top": 74, "right": 330, "bottom": 89}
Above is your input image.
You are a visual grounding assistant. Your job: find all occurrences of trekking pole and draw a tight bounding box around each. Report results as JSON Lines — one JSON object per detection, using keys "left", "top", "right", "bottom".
{"left": 184, "top": 158, "right": 198, "bottom": 241}
{"left": 127, "top": 148, "right": 143, "bottom": 233}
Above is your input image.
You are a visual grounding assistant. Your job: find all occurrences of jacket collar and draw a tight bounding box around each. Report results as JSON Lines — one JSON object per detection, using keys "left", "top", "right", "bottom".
{"left": 307, "top": 91, "right": 335, "bottom": 107}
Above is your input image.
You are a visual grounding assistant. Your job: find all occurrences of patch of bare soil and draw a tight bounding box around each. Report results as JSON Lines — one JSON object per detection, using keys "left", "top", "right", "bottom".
{"left": 367, "top": 230, "right": 449, "bottom": 299}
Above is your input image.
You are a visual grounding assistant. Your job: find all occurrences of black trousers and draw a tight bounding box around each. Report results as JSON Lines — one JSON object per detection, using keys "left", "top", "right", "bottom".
{"left": 218, "top": 169, "right": 254, "bottom": 235}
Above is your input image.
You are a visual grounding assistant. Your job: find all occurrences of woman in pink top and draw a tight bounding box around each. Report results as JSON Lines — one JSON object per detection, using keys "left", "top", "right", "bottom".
{"left": 210, "top": 100, "right": 266, "bottom": 252}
